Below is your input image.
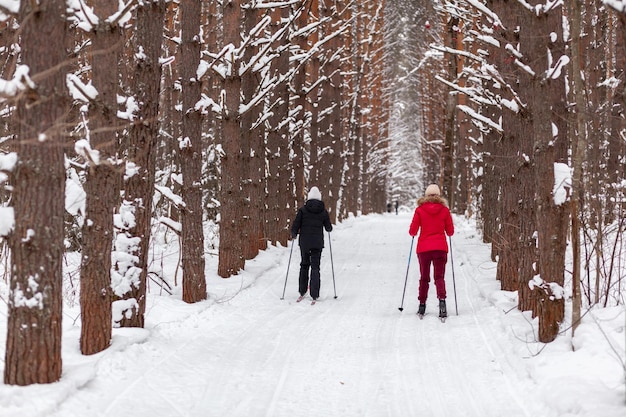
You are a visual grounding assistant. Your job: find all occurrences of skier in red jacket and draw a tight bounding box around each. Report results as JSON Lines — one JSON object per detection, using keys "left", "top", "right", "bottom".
{"left": 408, "top": 184, "right": 455, "bottom": 318}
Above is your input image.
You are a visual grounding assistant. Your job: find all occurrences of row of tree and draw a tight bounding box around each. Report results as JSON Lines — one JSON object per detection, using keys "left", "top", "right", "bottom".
{"left": 3, "top": 0, "right": 625, "bottom": 386}
{"left": 386, "top": 0, "right": 625, "bottom": 344}
{"left": 0, "top": 0, "right": 387, "bottom": 385}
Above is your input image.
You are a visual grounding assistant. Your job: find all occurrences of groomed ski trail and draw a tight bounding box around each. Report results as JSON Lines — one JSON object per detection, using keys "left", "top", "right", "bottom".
{"left": 45, "top": 213, "right": 545, "bottom": 417}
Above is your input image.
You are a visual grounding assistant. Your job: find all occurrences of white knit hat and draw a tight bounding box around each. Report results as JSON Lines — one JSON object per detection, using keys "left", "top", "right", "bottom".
{"left": 307, "top": 186, "right": 322, "bottom": 201}
{"left": 425, "top": 184, "right": 440, "bottom": 196}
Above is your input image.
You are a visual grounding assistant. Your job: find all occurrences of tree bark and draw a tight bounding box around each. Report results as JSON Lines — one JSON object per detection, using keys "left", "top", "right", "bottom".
{"left": 441, "top": 15, "right": 459, "bottom": 208}
{"left": 80, "top": 0, "right": 123, "bottom": 354}
{"left": 5, "top": 0, "right": 68, "bottom": 384}
{"left": 179, "top": 0, "right": 208, "bottom": 299}
{"left": 240, "top": 2, "right": 264, "bottom": 260}
{"left": 266, "top": 5, "right": 293, "bottom": 246}
{"left": 119, "top": 0, "right": 167, "bottom": 326}
{"left": 218, "top": 0, "right": 245, "bottom": 278}
{"left": 522, "top": 2, "right": 568, "bottom": 343}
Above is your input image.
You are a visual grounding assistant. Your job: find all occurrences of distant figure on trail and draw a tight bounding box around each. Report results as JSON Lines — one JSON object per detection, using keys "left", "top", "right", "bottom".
{"left": 387, "top": 202, "right": 392, "bottom": 213}
{"left": 408, "top": 184, "right": 454, "bottom": 319}
{"left": 291, "top": 186, "right": 333, "bottom": 303}
{"left": 394, "top": 200, "right": 398, "bottom": 215}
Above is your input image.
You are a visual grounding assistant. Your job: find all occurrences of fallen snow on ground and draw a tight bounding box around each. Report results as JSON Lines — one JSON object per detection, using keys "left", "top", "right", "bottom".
{"left": 0, "top": 213, "right": 624, "bottom": 417}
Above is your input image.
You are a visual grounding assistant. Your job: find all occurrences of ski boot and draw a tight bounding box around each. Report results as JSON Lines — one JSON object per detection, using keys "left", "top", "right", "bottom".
{"left": 438, "top": 299, "right": 447, "bottom": 322}
{"left": 417, "top": 303, "right": 426, "bottom": 319}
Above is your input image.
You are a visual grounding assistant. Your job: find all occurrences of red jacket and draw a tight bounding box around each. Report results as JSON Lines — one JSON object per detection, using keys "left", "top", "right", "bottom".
{"left": 408, "top": 196, "right": 454, "bottom": 253}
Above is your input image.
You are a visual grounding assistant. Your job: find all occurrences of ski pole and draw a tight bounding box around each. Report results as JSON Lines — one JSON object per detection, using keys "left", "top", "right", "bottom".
{"left": 449, "top": 235, "right": 458, "bottom": 315}
{"left": 398, "top": 236, "right": 415, "bottom": 312}
{"left": 328, "top": 231, "right": 337, "bottom": 299}
{"left": 280, "top": 238, "right": 295, "bottom": 300}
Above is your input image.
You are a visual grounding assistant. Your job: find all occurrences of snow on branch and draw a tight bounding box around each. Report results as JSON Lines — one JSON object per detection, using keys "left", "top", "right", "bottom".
{"left": 241, "top": 74, "right": 278, "bottom": 118}
{"left": 398, "top": 50, "right": 442, "bottom": 83}
{"left": 67, "top": 0, "right": 99, "bottom": 32}
{"left": 291, "top": 19, "right": 325, "bottom": 39}
{"left": 481, "top": 64, "right": 527, "bottom": 112}
{"left": 202, "top": 2, "right": 302, "bottom": 82}
{"left": 0, "top": 65, "right": 35, "bottom": 100}
{"left": 158, "top": 216, "right": 182, "bottom": 234}
{"left": 67, "top": 73, "right": 98, "bottom": 102}
{"left": 155, "top": 185, "right": 185, "bottom": 208}
{"left": 457, "top": 104, "right": 502, "bottom": 133}
{"left": 546, "top": 54, "right": 569, "bottom": 80}
{"left": 603, "top": 0, "right": 626, "bottom": 12}
{"left": 203, "top": 44, "right": 235, "bottom": 80}
{"left": 529, "top": 276, "right": 564, "bottom": 300}
{"left": 74, "top": 139, "right": 101, "bottom": 165}
{"left": 514, "top": 58, "right": 536, "bottom": 77}
{"left": 0, "top": 0, "right": 18, "bottom": 21}
{"left": 107, "top": 0, "right": 136, "bottom": 28}
{"left": 463, "top": 0, "right": 505, "bottom": 29}
{"left": 239, "top": 15, "right": 280, "bottom": 77}
{"left": 242, "top": 0, "right": 301, "bottom": 9}
{"left": 515, "top": 0, "right": 562, "bottom": 15}
{"left": 67, "top": 0, "right": 135, "bottom": 31}
{"left": 430, "top": 44, "right": 484, "bottom": 66}
{"left": 196, "top": 93, "right": 222, "bottom": 115}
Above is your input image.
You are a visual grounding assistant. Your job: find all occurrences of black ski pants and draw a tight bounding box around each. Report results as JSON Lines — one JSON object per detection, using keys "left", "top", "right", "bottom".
{"left": 299, "top": 247, "right": 322, "bottom": 299}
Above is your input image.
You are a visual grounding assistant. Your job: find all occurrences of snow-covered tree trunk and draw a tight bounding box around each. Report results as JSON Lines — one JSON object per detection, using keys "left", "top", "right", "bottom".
{"left": 608, "top": 10, "right": 626, "bottom": 201}
{"left": 266, "top": 5, "right": 292, "bottom": 246}
{"left": 348, "top": 2, "right": 371, "bottom": 214}
{"left": 179, "top": 0, "right": 207, "bottom": 299}
{"left": 522, "top": 2, "right": 568, "bottom": 343}
{"left": 308, "top": 0, "right": 322, "bottom": 188}
{"left": 79, "top": 0, "right": 123, "bottom": 355}
{"left": 567, "top": 0, "right": 585, "bottom": 339}
{"left": 218, "top": 0, "right": 245, "bottom": 278}
{"left": 486, "top": 1, "right": 521, "bottom": 293}
{"left": 311, "top": 0, "right": 350, "bottom": 217}
{"left": 480, "top": 1, "right": 504, "bottom": 261}
{"left": 320, "top": 0, "right": 344, "bottom": 223}
{"left": 354, "top": 0, "right": 388, "bottom": 215}
{"left": 240, "top": 1, "right": 264, "bottom": 260}
{"left": 344, "top": 1, "right": 366, "bottom": 216}
{"left": 291, "top": 0, "right": 310, "bottom": 203}
{"left": 5, "top": 0, "right": 68, "bottom": 384}
{"left": 118, "top": 0, "right": 167, "bottom": 327}
{"left": 441, "top": 14, "right": 458, "bottom": 209}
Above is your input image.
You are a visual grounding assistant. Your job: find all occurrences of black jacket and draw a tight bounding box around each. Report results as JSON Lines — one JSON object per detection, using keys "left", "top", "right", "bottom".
{"left": 291, "top": 199, "right": 333, "bottom": 250}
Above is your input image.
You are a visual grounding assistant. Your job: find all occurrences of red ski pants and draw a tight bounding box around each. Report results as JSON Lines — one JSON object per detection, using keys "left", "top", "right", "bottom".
{"left": 417, "top": 250, "right": 447, "bottom": 303}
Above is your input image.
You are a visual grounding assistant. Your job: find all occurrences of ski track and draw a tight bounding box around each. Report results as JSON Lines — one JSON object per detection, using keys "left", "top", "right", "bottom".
{"left": 47, "top": 214, "right": 543, "bottom": 417}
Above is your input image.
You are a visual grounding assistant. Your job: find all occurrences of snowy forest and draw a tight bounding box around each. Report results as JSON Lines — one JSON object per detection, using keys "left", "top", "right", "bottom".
{"left": 0, "top": 0, "right": 624, "bottom": 392}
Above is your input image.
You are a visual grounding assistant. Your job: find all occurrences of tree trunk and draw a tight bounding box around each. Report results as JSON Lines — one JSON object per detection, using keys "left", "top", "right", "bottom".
{"left": 291, "top": 1, "right": 311, "bottom": 204}
{"left": 523, "top": 2, "right": 568, "bottom": 343}
{"left": 240, "top": 2, "right": 263, "bottom": 260}
{"left": 180, "top": 0, "right": 207, "bottom": 299}
{"left": 80, "top": 0, "right": 123, "bottom": 354}
{"left": 119, "top": 0, "right": 167, "bottom": 327}
{"left": 218, "top": 0, "right": 245, "bottom": 278}
{"left": 266, "top": 5, "right": 292, "bottom": 246}
{"left": 5, "top": 0, "right": 68, "bottom": 384}
{"left": 566, "top": 0, "right": 585, "bottom": 339}
{"left": 441, "top": 15, "right": 459, "bottom": 207}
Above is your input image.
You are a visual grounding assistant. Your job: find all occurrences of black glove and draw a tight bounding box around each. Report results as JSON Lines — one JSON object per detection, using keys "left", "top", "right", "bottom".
{"left": 291, "top": 233, "right": 297, "bottom": 239}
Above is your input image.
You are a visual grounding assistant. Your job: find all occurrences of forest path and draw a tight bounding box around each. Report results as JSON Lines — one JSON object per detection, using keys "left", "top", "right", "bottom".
{"left": 46, "top": 213, "right": 545, "bottom": 417}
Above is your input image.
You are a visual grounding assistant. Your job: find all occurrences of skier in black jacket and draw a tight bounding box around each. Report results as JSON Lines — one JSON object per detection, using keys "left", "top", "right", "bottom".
{"left": 291, "top": 186, "right": 333, "bottom": 302}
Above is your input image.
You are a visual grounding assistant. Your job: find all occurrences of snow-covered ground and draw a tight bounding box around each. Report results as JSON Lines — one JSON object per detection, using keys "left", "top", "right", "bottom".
{"left": 0, "top": 213, "right": 624, "bottom": 417}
